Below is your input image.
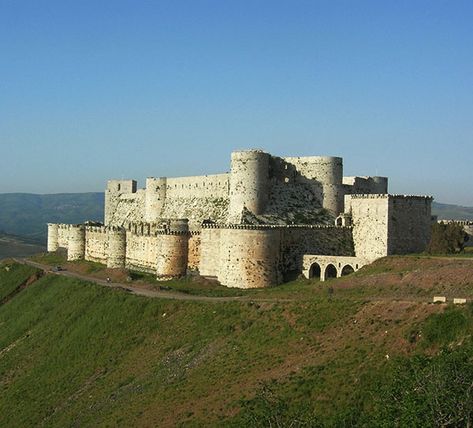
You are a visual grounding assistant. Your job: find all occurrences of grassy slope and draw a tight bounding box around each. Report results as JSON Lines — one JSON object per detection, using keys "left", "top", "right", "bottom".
{"left": 1, "top": 258, "right": 473, "bottom": 426}
{"left": 0, "top": 261, "right": 40, "bottom": 301}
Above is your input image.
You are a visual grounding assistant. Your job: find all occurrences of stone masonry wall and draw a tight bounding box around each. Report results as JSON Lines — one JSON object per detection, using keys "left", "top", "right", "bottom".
{"left": 280, "top": 226, "right": 355, "bottom": 278}
{"left": 165, "top": 174, "right": 229, "bottom": 199}
{"left": 188, "top": 233, "right": 201, "bottom": 271}
{"left": 57, "top": 224, "right": 69, "bottom": 248}
{"left": 85, "top": 227, "right": 108, "bottom": 263}
{"left": 156, "top": 233, "right": 189, "bottom": 278}
{"left": 106, "top": 191, "right": 145, "bottom": 227}
{"left": 198, "top": 224, "right": 354, "bottom": 288}
{"left": 218, "top": 228, "right": 282, "bottom": 288}
{"left": 198, "top": 228, "right": 221, "bottom": 278}
{"left": 343, "top": 176, "right": 388, "bottom": 195}
{"left": 388, "top": 196, "right": 432, "bottom": 254}
{"left": 125, "top": 232, "right": 159, "bottom": 273}
{"left": 104, "top": 150, "right": 390, "bottom": 228}
{"left": 347, "top": 195, "right": 390, "bottom": 261}
{"left": 347, "top": 194, "right": 432, "bottom": 261}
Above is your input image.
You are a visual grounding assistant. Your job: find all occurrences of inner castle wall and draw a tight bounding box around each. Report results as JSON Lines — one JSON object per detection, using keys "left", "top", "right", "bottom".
{"left": 104, "top": 149, "right": 388, "bottom": 229}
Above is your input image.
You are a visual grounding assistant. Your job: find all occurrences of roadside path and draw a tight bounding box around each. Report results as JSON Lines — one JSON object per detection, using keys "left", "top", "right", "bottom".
{"left": 12, "top": 258, "right": 285, "bottom": 303}
{"left": 11, "top": 258, "right": 456, "bottom": 305}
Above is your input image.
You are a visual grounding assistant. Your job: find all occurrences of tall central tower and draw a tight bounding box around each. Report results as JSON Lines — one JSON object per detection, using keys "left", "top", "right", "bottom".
{"left": 228, "top": 150, "right": 270, "bottom": 223}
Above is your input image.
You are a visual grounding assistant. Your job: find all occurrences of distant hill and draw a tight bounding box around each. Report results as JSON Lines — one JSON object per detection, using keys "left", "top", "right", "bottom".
{"left": 0, "top": 193, "right": 104, "bottom": 243}
{"left": 432, "top": 201, "right": 473, "bottom": 220}
{"left": 0, "top": 232, "right": 45, "bottom": 259}
{"left": 0, "top": 193, "right": 471, "bottom": 244}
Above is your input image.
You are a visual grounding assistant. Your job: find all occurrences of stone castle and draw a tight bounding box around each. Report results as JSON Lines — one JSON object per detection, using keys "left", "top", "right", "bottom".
{"left": 47, "top": 149, "right": 433, "bottom": 288}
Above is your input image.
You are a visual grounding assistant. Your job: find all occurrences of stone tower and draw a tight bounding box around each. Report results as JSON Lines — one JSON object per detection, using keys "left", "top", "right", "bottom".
{"left": 144, "top": 177, "right": 167, "bottom": 223}
{"left": 228, "top": 150, "right": 270, "bottom": 223}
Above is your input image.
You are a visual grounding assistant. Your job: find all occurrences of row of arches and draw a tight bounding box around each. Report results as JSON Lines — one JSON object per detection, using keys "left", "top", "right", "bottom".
{"left": 308, "top": 262, "right": 355, "bottom": 281}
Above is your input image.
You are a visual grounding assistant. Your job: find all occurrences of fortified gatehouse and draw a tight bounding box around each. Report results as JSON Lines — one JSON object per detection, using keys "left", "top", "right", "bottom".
{"left": 47, "top": 149, "right": 433, "bottom": 288}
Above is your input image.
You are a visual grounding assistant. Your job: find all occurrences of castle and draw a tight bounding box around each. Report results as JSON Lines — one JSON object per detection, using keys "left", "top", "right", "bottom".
{"left": 47, "top": 150, "right": 433, "bottom": 288}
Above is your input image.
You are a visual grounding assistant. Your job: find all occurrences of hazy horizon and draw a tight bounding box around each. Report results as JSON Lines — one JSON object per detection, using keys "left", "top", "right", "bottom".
{"left": 1, "top": 1, "right": 472, "bottom": 205}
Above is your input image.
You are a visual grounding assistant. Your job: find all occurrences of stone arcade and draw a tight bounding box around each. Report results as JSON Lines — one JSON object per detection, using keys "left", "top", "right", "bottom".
{"left": 47, "top": 150, "right": 433, "bottom": 288}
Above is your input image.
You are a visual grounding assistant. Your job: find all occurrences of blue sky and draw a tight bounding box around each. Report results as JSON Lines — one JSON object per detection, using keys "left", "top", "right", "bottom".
{"left": 1, "top": 0, "right": 472, "bottom": 205}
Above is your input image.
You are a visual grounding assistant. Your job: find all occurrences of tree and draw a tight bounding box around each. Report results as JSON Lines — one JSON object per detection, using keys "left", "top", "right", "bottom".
{"left": 428, "top": 223, "right": 468, "bottom": 254}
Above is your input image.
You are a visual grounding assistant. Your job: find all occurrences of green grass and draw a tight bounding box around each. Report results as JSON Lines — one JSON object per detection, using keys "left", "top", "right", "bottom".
{"left": 419, "top": 303, "right": 473, "bottom": 347}
{"left": 0, "top": 269, "right": 363, "bottom": 427}
{"left": 30, "top": 251, "right": 67, "bottom": 266}
{"left": 2, "top": 260, "right": 473, "bottom": 426}
{"left": 0, "top": 261, "right": 40, "bottom": 301}
{"left": 130, "top": 270, "right": 247, "bottom": 297}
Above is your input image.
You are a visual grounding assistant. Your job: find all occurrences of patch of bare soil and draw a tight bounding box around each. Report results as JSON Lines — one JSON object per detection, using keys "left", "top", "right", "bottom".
{"left": 334, "top": 257, "right": 473, "bottom": 297}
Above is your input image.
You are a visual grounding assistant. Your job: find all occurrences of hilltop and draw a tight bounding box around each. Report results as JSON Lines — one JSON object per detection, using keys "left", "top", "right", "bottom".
{"left": 1, "top": 255, "right": 473, "bottom": 426}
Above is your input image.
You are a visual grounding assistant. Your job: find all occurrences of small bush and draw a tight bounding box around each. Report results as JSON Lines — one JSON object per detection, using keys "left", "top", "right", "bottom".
{"left": 421, "top": 307, "right": 469, "bottom": 346}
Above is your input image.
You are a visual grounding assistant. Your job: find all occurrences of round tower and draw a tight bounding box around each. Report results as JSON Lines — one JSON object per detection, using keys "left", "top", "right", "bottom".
{"left": 228, "top": 150, "right": 270, "bottom": 223}
{"left": 67, "top": 225, "right": 86, "bottom": 261}
{"left": 310, "top": 156, "right": 344, "bottom": 215}
{"left": 323, "top": 184, "right": 344, "bottom": 216}
{"left": 47, "top": 223, "right": 59, "bottom": 252}
{"left": 156, "top": 219, "right": 189, "bottom": 279}
{"left": 106, "top": 227, "right": 127, "bottom": 268}
{"left": 218, "top": 227, "right": 281, "bottom": 288}
{"left": 311, "top": 156, "right": 343, "bottom": 184}
{"left": 145, "top": 177, "right": 167, "bottom": 223}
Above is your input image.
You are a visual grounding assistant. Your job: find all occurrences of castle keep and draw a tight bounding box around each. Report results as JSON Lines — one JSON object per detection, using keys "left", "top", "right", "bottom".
{"left": 48, "top": 150, "right": 433, "bottom": 288}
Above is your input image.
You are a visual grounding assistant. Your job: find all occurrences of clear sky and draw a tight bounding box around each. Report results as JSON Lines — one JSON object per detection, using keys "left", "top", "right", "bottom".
{"left": 1, "top": 0, "right": 472, "bottom": 205}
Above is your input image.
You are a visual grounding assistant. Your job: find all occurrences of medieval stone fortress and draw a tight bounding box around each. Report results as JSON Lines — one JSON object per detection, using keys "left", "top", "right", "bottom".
{"left": 47, "top": 149, "right": 433, "bottom": 288}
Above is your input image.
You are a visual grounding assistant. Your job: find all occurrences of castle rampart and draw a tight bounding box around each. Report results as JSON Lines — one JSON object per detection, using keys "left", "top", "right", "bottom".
{"left": 48, "top": 149, "right": 433, "bottom": 289}
{"left": 85, "top": 226, "right": 108, "bottom": 263}
{"left": 218, "top": 228, "right": 281, "bottom": 288}
{"left": 345, "top": 194, "right": 432, "bottom": 261}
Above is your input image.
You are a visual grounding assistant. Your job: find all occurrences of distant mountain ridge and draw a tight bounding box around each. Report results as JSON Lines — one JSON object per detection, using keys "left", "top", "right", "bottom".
{"left": 0, "top": 193, "right": 104, "bottom": 243}
{"left": 0, "top": 193, "right": 471, "bottom": 244}
{"left": 432, "top": 202, "right": 473, "bottom": 221}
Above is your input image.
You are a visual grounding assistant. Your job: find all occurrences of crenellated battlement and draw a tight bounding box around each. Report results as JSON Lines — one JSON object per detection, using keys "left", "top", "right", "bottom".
{"left": 201, "top": 223, "right": 351, "bottom": 230}
{"left": 439, "top": 219, "right": 473, "bottom": 226}
{"left": 349, "top": 194, "right": 433, "bottom": 200}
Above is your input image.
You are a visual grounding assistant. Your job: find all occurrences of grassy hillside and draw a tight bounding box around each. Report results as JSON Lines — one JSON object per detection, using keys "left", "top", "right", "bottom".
{"left": 0, "top": 193, "right": 104, "bottom": 243}
{"left": 0, "top": 262, "right": 40, "bottom": 301}
{"left": 1, "top": 257, "right": 473, "bottom": 426}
